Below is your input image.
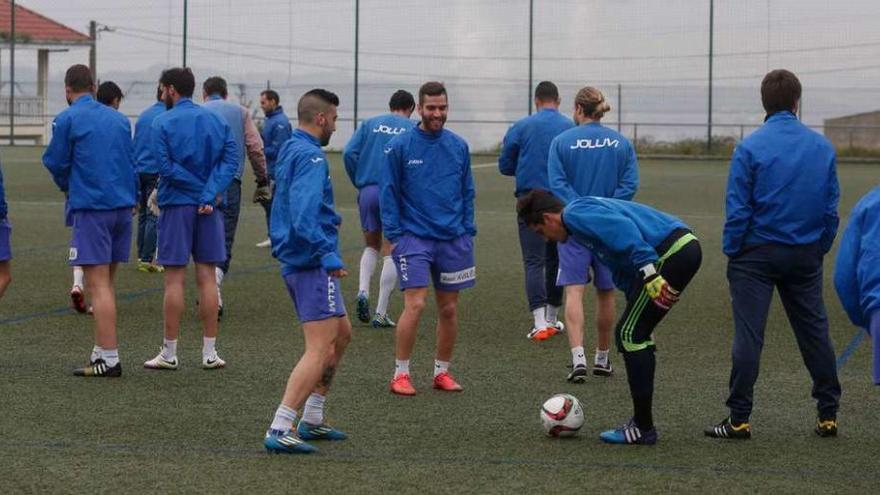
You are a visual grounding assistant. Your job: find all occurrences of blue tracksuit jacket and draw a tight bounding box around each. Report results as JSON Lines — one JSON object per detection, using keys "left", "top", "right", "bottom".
{"left": 380, "top": 125, "right": 476, "bottom": 243}
{"left": 562, "top": 196, "right": 688, "bottom": 293}
{"left": 270, "top": 129, "right": 343, "bottom": 274}
{"left": 133, "top": 101, "right": 165, "bottom": 175}
{"left": 0, "top": 162, "right": 7, "bottom": 220}
{"left": 151, "top": 98, "right": 238, "bottom": 207}
{"left": 344, "top": 113, "right": 414, "bottom": 189}
{"left": 42, "top": 94, "right": 137, "bottom": 211}
{"left": 498, "top": 108, "right": 574, "bottom": 197}
{"left": 261, "top": 106, "right": 292, "bottom": 180}
{"left": 723, "top": 111, "right": 839, "bottom": 256}
{"left": 834, "top": 185, "right": 880, "bottom": 329}
{"left": 548, "top": 122, "right": 639, "bottom": 204}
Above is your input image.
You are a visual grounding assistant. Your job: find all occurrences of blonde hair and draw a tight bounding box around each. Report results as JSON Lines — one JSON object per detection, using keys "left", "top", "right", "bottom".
{"left": 575, "top": 86, "right": 611, "bottom": 120}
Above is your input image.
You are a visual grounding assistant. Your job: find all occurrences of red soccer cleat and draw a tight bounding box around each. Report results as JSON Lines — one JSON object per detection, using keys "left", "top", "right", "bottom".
{"left": 390, "top": 373, "right": 417, "bottom": 396}
{"left": 432, "top": 371, "right": 463, "bottom": 392}
{"left": 527, "top": 326, "right": 559, "bottom": 342}
{"left": 70, "top": 285, "right": 88, "bottom": 314}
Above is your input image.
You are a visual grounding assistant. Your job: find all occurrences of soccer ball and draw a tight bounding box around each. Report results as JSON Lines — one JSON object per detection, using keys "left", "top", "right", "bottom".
{"left": 540, "top": 393, "right": 584, "bottom": 437}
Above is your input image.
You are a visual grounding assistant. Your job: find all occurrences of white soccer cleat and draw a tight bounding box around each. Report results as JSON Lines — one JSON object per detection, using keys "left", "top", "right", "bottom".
{"left": 256, "top": 238, "right": 271, "bottom": 248}
{"left": 203, "top": 351, "right": 226, "bottom": 369}
{"left": 144, "top": 350, "right": 179, "bottom": 370}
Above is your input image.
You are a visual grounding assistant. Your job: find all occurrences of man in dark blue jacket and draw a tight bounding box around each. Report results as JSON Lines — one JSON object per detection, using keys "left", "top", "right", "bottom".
{"left": 381, "top": 81, "right": 476, "bottom": 396}
{"left": 498, "top": 81, "right": 573, "bottom": 343}
{"left": 256, "top": 89, "right": 292, "bottom": 248}
{"left": 43, "top": 64, "right": 137, "bottom": 378}
{"left": 263, "top": 89, "right": 352, "bottom": 454}
{"left": 133, "top": 87, "right": 165, "bottom": 273}
{"left": 143, "top": 68, "right": 238, "bottom": 372}
{"left": 707, "top": 69, "right": 842, "bottom": 440}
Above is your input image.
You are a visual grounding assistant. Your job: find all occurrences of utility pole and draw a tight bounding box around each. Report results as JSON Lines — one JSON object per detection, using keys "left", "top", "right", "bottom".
{"left": 89, "top": 20, "right": 97, "bottom": 82}
{"left": 353, "top": 0, "right": 359, "bottom": 129}
{"left": 707, "top": 0, "right": 714, "bottom": 153}
{"left": 10, "top": 0, "right": 15, "bottom": 145}
{"left": 527, "top": 0, "right": 534, "bottom": 115}
{"left": 183, "top": 0, "right": 188, "bottom": 67}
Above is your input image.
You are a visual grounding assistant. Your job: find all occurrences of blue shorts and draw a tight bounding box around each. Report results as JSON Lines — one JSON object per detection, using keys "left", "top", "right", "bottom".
{"left": 556, "top": 237, "right": 615, "bottom": 289}
{"left": 156, "top": 205, "right": 226, "bottom": 266}
{"left": 68, "top": 208, "right": 133, "bottom": 266}
{"left": 393, "top": 234, "right": 475, "bottom": 292}
{"left": 0, "top": 218, "right": 11, "bottom": 261}
{"left": 357, "top": 184, "right": 382, "bottom": 233}
{"left": 283, "top": 268, "right": 347, "bottom": 322}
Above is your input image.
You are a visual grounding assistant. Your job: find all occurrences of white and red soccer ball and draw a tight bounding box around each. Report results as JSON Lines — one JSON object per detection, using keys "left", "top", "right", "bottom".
{"left": 540, "top": 393, "right": 584, "bottom": 437}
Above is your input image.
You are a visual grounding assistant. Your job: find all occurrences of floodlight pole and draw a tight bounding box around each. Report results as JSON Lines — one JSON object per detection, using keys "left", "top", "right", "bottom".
{"left": 353, "top": 0, "right": 359, "bottom": 130}
{"left": 9, "top": 0, "right": 15, "bottom": 146}
{"left": 183, "top": 0, "right": 188, "bottom": 67}
{"left": 89, "top": 20, "right": 97, "bottom": 82}
{"left": 707, "top": 0, "right": 714, "bottom": 152}
{"left": 527, "top": 0, "right": 534, "bottom": 115}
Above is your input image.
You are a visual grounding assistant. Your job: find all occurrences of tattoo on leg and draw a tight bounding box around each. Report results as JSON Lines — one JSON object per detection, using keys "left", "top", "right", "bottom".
{"left": 319, "top": 366, "right": 336, "bottom": 387}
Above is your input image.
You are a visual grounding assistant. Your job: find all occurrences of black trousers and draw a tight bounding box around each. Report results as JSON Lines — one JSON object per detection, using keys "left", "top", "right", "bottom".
{"left": 615, "top": 229, "right": 702, "bottom": 429}
{"left": 725, "top": 242, "right": 841, "bottom": 423}
{"left": 517, "top": 217, "right": 562, "bottom": 312}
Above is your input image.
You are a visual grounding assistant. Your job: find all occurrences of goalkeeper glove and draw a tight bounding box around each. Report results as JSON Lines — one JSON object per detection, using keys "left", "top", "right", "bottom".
{"left": 253, "top": 184, "right": 272, "bottom": 204}
{"left": 641, "top": 264, "right": 679, "bottom": 310}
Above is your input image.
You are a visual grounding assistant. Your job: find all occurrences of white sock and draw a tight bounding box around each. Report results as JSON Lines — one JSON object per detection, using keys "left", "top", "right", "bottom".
{"left": 394, "top": 359, "right": 410, "bottom": 378}
{"left": 215, "top": 267, "right": 224, "bottom": 307}
{"left": 301, "top": 393, "right": 326, "bottom": 425}
{"left": 532, "top": 307, "right": 548, "bottom": 329}
{"left": 161, "top": 338, "right": 177, "bottom": 360}
{"left": 90, "top": 345, "right": 103, "bottom": 363}
{"left": 203, "top": 337, "right": 216, "bottom": 359}
{"left": 101, "top": 348, "right": 119, "bottom": 367}
{"left": 358, "top": 247, "right": 379, "bottom": 294}
{"left": 572, "top": 346, "right": 587, "bottom": 368}
{"left": 270, "top": 404, "right": 298, "bottom": 433}
{"left": 434, "top": 359, "right": 450, "bottom": 377}
{"left": 545, "top": 304, "right": 560, "bottom": 325}
{"left": 73, "top": 266, "right": 84, "bottom": 288}
{"left": 375, "top": 256, "right": 397, "bottom": 315}
{"left": 595, "top": 348, "right": 609, "bottom": 366}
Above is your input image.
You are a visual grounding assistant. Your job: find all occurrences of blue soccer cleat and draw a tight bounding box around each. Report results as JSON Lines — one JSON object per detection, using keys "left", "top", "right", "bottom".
{"left": 356, "top": 292, "right": 370, "bottom": 323}
{"left": 599, "top": 418, "right": 658, "bottom": 445}
{"left": 263, "top": 429, "right": 318, "bottom": 454}
{"left": 297, "top": 421, "right": 348, "bottom": 441}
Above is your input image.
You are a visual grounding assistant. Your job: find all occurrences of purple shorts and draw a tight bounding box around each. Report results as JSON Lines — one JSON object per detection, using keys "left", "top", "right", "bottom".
{"left": 283, "top": 268, "right": 347, "bottom": 322}
{"left": 393, "top": 234, "right": 475, "bottom": 292}
{"left": 68, "top": 208, "right": 133, "bottom": 266}
{"left": 0, "top": 218, "right": 11, "bottom": 261}
{"left": 156, "top": 205, "right": 226, "bottom": 266}
{"left": 556, "top": 237, "right": 615, "bottom": 289}
{"left": 357, "top": 184, "right": 382, "bottom": 233}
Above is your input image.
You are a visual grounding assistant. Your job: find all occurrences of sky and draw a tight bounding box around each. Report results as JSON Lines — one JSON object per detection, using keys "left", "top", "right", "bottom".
{"left": 3, "top": 0, "right": 880, "bottom": 148}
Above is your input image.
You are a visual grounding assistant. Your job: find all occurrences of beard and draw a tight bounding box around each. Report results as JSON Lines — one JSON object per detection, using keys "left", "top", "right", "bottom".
{"left": 164, "top": 95, "right": 174, "bottom": 110}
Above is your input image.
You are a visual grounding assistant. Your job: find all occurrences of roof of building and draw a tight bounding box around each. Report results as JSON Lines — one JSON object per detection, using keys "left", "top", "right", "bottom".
{"left": 0, "top": 0, "right": 90, "bottom": 45}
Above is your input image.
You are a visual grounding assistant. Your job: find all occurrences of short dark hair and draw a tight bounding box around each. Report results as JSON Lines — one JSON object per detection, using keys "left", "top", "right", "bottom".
{"left": 534, "top": 81, "right": 559, "bottom": 102}
{"left": 389, "top": 89, "right": 415, "bottom": 112}
{"left": 159, "top": 67, "right": 195, "bottom": 98}
{"left": 64, "top": 64, "right": 93, "bottom": 92}
{"left": 418, "top": 81, "right": 447, "bottom": 104}
{"left": 516, "top": 189, "right": 563, "bottom": 226}
{"left": 761, "top": 69, "right": 801, "bottom": 115}
{"left": 203, "top": 76, "right": 228, "bottom": 98}
{"left": 96, "top": 81, "right": 123, "bottom": 106}
{"left": 261, "top": 89, "right": 280, "bottom": 104}
{"left": 297, "top": 88, "right": 339, "bottom": 123}
{"left": 155, "top": 85, "right": 163, "bottom": 101}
